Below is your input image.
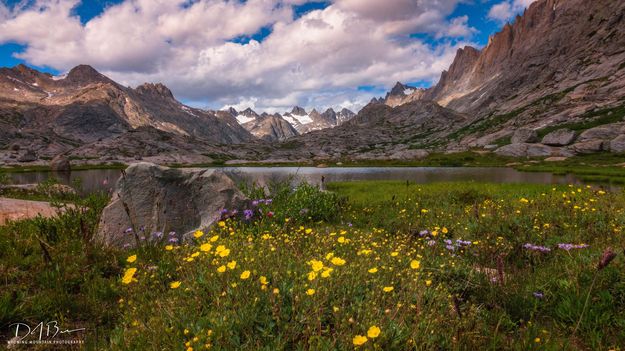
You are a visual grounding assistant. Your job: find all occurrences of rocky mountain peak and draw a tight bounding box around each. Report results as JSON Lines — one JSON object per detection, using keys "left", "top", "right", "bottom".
{"left": 135, "top": 83, "right": 175, "bottom": 100}
{"left": 65, "top": 64, "right": 110, "bottom": 85}
{"left": 291, "top": 106, "right": 307, "bottom": 115}
{"left": 227, "top": 107, "right": 238, "bottom": 116}
{"left": 389, "top": 82, "right": 409, "bottom": 96}
{"left": 240, "top": 107, "right": 259, "bottom": 118}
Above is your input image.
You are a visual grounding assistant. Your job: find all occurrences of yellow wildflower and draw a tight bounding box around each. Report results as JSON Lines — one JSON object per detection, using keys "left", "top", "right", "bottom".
{"left": 310, "top": 259, "right": 324, "bottom": 272}
{"left": 321, "top": 268, "right": 333, "bottom": 278}
{"left": 306, "top": 288, "right": 315, "bottom": 296}
{"left": 126, "top": 255, "right": 137, "bottom": 263}
{"left": 367, "top": 326, "right": 381, "bottom": 338}
{"left": 217, "top": 265, "right": 226, "bottom": 273}
{"left": 352, "top": 335, "right": 368, "bottom": 346}
{"left": 240, "top": 270, "right": 251, "bottom": 280}
{"left": 165, "top": 245, "right": 174, "bottom": 251}
{"left": 410, "top": 260, "right": 420, "bottom": 270}
{"left": 210, "top": 235, "right": 219, "bottom": 242}
{"left": 200, "top": 243, "right": 212, "bottom": 252}
{"left": 383, "top": 286, "right": 394, "bottom": 292}
{"left": 219, "top": 249, "right": 230, "bottom": 257}
{"left": 227, "top": 260, "right": 237, "bottom": 269}
{"left": 121, "top": 267, "right": 137, "bottom": 284}
{"left": 218, "top": 221, "right": 226, "bottom": 227}
{"left": 368, "top": 268, "right": 378, "bottom": 274}
{"left": 194, "top": 230, "right": 204, "bottom": 238}
{"left": 331, "top": 257, "right": 346, "bottom": 266}
{"left": 170, "top": 281, "right": 181, "bottom": 289}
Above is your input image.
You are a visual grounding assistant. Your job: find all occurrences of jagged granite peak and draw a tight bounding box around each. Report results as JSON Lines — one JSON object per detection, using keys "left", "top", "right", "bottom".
{"left": 227, "top": 107, "right": 238, "bottom": 116}
{"left": 337, "top": 108, "right": 356, "bottom": 124}
{"left": 135, "top": 83, "right": 175, "bottom": 100}
{"left": 321, "top": 108, "right": 337, "bottom": 125}
{"left": 388, "top": 82, "right": 413, "bottom": 96}
{"left": 242, "top": 108, "right": 259, "bottom": 117}
{"left": 241, "top": 114, "right": 299, "bottom": 142}
{"left": 291, "top": 106, "right": 307, "bottom": 115}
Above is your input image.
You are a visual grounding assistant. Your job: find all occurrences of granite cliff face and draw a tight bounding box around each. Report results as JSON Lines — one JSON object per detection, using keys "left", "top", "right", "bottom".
{"left": 378, "top": 0, "right": 625, "bottom": 156}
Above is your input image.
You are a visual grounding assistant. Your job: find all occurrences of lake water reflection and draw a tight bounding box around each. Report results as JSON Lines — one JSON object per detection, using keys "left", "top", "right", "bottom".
{"left": 8, "top": 166, "right": 582, "bottom": 194}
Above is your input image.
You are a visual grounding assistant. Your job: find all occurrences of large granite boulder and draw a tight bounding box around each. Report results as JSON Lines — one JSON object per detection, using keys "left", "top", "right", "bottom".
{"left": 494, "top": 143, "right": 553, "bottom": 157}
{"left": 18, "top": 150, "right": 37, "bottom": 162}
{"left": 577, "top": 124, "right": 622, "bottom": 142}
{"left": 511, "top": 129, "right": 538, "bottom": 144}
{"left": 570, "top": 140, "right": 605, "bottom": 154}
{"left": 50, "top": 155, "right": 71, "bottom": 172}
{"left": 610, "top": 135, "right": 625, "bottom": 153}
{"left": 387, "top": 149, "right": 429, "bottom": 160}
{"left": 541, "top": 129, "right": 576, "bottom": 146}
{"left": 95, "top": 163, "right": 246, "bottom": 248}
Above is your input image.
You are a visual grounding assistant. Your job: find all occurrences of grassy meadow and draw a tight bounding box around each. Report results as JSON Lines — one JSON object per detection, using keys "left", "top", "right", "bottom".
{"left": 1, "top": 180, "right": 625, "bottom": 350}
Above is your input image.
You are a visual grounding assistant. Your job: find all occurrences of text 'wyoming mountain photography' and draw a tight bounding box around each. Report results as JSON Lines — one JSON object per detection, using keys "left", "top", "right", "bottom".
{"left": 1, "top": 0, "right": 624, "bottom": 350}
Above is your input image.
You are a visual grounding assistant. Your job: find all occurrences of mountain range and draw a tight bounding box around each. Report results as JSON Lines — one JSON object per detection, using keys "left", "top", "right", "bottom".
{"left": 224, "top": 106, "right": 355, "bottom": 141}
{"left": 0, "top": 0, "right": 624, "bottom": 165}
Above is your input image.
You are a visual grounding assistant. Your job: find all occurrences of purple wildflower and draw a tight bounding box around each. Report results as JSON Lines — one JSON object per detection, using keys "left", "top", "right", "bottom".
{"left": 152, "top": 231, "right": 163, "bottom": 240}
{"left": 444, "top": 239, "right": 452, "bottom": 245}
{"left": 557, "top": 243, "right": 589, "bottom": 251}
{"left": 252, "top": 200, "right": 259, "bottom": 206}
{"left": 533, "top": 291, "right": 544, "bottom": 299}
{"left": 244, "top": 209, "right": 254, "bottom": 220}
{"left": 124, "top": 227, "right": 133, "bottom": 234}
{"left": 523, "top": 243, "right": 551, "bottom": 253}
{"left": 419, "top": 230, "right": 429, "bottom": 237}
{"left": 456, "top": 239, "right": 472, "bottom": 247}
{"left": 427, "top": 240, "right": 437, "bottom": 247}
{"left": 445, "top": 245, "right": 455, "bottom": 251}
{"left": 168, "top": 237, "right": 179, "bottom": 243}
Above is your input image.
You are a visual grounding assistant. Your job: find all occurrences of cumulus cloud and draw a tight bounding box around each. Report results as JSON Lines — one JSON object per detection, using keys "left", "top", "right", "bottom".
{"left": 0, "top": 0, "right": 477, "bottom": 112}
{"left": 487, "top": 0, "right": 537, "bottom": 23}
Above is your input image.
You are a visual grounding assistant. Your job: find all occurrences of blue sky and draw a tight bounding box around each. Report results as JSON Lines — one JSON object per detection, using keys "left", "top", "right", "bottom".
{"left": 0, "top": 0, "right": 529, "bottom": 111}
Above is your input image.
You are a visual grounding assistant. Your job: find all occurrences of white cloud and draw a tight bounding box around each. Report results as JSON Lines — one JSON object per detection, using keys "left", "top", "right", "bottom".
{"left": 0, "top": 0, "right": 477, "bottom": 112}
{"left": 487, "top": 0, "right": 537, "bottom": 23}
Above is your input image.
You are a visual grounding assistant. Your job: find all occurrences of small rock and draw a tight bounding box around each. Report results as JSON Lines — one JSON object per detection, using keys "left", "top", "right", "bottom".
{"left": 541, "top": 129, "right": 576, "bottom": 146}
{"left": 511, "top": 129, "right": 538, "bottom": 144}
{"left": 544, "top": 156, "right": 568, "bottom": 162}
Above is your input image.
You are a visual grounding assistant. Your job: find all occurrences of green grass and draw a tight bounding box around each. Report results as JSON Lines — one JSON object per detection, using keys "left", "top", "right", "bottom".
{"left": 1, "top": 180, "right": 625, "bottom": 350}
{"left": 516, "top": 153, "right": 625, "bottom": 184}
{"left": 0, "top": 192, "right": 122, "bottom": 349}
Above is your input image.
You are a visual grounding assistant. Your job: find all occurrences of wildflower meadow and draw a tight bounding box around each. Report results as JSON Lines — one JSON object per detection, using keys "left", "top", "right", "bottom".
{"left": 1, "top": 181, "right": 625, "bottom": 350}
